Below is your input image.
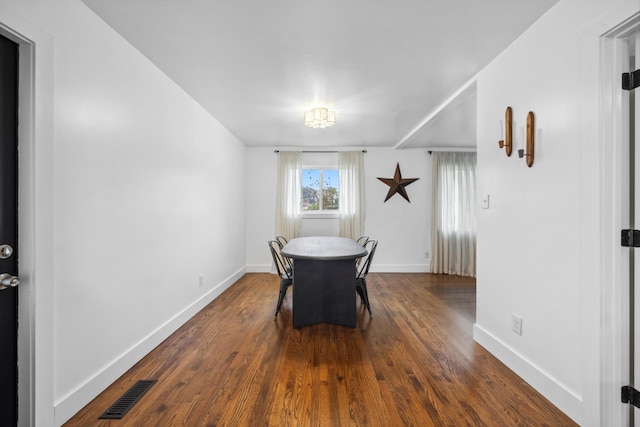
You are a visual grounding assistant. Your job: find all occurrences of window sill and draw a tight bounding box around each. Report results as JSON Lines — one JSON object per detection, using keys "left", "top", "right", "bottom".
{"left": 302, "top": 212, "right": 339, "bottom": 219}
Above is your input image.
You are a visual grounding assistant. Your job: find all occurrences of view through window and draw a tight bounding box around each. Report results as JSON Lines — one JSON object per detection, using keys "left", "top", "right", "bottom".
{"left": 302, "top": 168, "right": 339, "bottom": 211}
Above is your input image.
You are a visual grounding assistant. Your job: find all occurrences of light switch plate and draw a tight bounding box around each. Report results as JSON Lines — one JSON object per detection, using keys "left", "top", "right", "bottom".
{"left": 482, "top": 194, "right": 490, "bottom": 209}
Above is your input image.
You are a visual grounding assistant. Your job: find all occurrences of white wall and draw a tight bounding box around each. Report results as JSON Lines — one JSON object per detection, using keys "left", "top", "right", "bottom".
{"left": 1, "top": 1, "right": 247, "bottom": 425}
{"left": 365, "top": 149, "right": 432, "bottom": 271}
{"left": 474, "top": 0, "right": 635, "bottom": 425}
{"left": 246, "top": 148, "right": 277, "bottom": 269}
{"left": 246, "top": 148, "right": 433, "bottom": 272}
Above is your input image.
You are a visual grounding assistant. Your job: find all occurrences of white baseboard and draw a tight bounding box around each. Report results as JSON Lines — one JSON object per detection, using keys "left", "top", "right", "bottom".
{"left": 472, "top": 324, "right": 582, "bottom": 425}
{"left": 246, "top": 264, "right": 431, "bottom": 273}
{"left": 54, "top": 267, "right": 246, "bottom": 426}
{"left": 369, "top": 264, "right": 430, "bottom": 273}
{"left": 246, "top": 264, "right": 272, "bottom": 273}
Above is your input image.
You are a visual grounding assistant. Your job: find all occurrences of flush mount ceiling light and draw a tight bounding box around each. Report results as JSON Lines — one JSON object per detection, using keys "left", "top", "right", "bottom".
{"left": 304, "top": 107, "right": 336, "bottom": 129}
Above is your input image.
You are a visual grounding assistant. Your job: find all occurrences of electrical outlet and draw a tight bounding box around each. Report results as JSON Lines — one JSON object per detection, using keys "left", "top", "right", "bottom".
{"left": 199, "top": 275, "right": 204, "bottom": 287}
{"left": 424, "top": 251, "right": 430, "bottom": 259}
{"left": 511, "top": 314, "right": 522, "bottom": 335}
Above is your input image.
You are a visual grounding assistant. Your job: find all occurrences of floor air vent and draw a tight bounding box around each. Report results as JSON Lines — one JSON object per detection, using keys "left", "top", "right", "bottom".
{"left": 99, "top": 379, "right": 157, "bottom": 420}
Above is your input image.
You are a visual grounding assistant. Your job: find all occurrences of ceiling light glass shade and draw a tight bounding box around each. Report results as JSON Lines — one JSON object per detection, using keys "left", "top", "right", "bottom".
{"left": 304, "top": 107, "right": 336, "bottom": 128}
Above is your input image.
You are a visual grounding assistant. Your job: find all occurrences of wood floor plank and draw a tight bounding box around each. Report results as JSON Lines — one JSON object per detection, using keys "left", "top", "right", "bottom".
{"left": 63, "top": 273, "right": 577, "bottom": 426}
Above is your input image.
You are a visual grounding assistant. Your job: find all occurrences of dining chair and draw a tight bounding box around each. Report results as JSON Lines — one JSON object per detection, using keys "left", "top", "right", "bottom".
{"left": 273, "top": 238, "right": 293, "bottom": 275}
{"left": 275, "top": 235, "right": 293, "bottom": 271}
{"left": 355, "top": 235, "right": 370, "bottom": 270}
{"left": 356, "top": 239, "right": 377, "bottom": 315}
{"left": 275, "top": 235, "right": 288, "bottom": 246}
{"left": 268, "top": 240, "right": 293, "bottom": 318}
{"left": 356, "top": 235, "right": 369, "bottom": 246}
{"left": 276, "top": 236, "right": 289, "bottom": 261}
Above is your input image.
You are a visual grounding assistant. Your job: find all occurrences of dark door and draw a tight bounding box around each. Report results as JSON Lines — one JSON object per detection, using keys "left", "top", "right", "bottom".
{"left": 0, "top": 34, "right": 19, "bottom": 426}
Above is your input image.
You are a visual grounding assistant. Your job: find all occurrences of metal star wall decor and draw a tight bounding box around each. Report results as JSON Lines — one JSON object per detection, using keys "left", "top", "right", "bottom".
{"left": 377, "top": 163, "right": 419, "bottom": 203}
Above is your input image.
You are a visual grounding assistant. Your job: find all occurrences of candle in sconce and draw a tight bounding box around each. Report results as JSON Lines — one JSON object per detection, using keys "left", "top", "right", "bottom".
{"left": 520, "top": 127, "right": 525, "bottom": 150}
{"left": 499, "top": 120, "right": 504, "bottom": 140}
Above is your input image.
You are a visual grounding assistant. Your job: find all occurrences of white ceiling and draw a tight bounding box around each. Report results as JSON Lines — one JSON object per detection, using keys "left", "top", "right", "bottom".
{"left": 82, "top": 0, "right": 558, "bottom": 150}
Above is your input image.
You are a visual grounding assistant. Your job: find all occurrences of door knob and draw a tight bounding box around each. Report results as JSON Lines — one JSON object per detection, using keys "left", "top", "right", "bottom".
{"left": 0, "top": 244, "right": 13, "bottom": 259}
{"left": 0, "top": 273, "right": 19, "bottom": 290}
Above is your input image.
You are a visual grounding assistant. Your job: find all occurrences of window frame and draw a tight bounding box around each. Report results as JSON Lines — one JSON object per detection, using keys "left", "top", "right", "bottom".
{"left": 301, "top": 165, "right": 340, "bottom": 218}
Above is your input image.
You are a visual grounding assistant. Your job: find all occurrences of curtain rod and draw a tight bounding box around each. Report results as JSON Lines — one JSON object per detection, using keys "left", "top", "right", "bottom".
{"left": 427, "top": 147, "right": 476, "bottom": 155}
{"left": 274, "top": 150, "right": 367, "bottom": 153}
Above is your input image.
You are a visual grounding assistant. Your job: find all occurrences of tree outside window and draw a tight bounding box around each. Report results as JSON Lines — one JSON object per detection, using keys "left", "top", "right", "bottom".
{"left": 302, "top": 168, "right": 339, "bottom": 211}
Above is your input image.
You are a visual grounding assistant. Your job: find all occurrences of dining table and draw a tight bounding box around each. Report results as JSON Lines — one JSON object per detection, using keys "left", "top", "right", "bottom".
{"left": 280, "top": 236, "right": 368, "bottom": 328}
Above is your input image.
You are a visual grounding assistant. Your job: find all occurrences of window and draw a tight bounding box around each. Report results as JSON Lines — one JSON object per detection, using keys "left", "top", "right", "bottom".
{"left": 302, "top": 168, "right": 339, "bottom": 211}
{"left": 431, "top": 151, "right": 477, "bottom": 277}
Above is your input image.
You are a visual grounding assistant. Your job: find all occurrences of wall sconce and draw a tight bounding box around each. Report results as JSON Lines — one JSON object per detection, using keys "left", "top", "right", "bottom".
{"left": 498, "top": 106, "right": 512, "bottom": 156}
{"left": 518, "top": 112, "right": 534, "bottom": 167}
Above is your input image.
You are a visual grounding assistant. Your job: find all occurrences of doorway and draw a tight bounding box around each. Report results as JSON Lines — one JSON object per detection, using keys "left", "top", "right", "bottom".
{"left": 0, "top": 18, "right": 46, "bottom": 425}
{"left": 600, "top": 10, "right": 640, "bottom": 427}
{"left": 0, "top": 32, "right": 19, "bottom": 427}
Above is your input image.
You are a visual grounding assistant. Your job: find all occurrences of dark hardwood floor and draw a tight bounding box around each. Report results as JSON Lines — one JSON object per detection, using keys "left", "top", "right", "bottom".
{"left": 64, "top": 273, "right": 577, "bottom": 426}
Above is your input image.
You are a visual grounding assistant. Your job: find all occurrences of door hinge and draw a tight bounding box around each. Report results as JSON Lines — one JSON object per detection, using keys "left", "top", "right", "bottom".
{"left": 622, "top": 386, "right": 640, "bottom": 408}
{"left": 623, "top": 69, "right": 640, "bottom": 90}
{"left": 621, "top": 229, "right": 640, "bottom": 247}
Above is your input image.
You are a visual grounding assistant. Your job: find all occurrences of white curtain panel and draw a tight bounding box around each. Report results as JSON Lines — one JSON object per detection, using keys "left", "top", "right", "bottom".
{"left": 275, "top": 151, "right": 302, "bottom": 240}
{"left": 338, "top": 151, "right": 365, "bottom": 240}
{"left": 430, "top": 152, "right": 477, "bottom": 277}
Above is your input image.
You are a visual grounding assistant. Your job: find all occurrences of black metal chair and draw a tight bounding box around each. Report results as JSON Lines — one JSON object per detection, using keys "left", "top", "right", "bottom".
{"left": 356, "top": 239, "right": 377, "bottom": 315}
{"left": 268, "top": 240, "right": 293, "bottom": 318}
{"left": 356, "top": 235, "right": 369, "bottom": 246}
{"left": 355, "top": 236, "right": 370, "bottom": 270}
{"left": 275, "top": 235, "right": 293, "bottom": 273}
{"left": 273, "top": 238, "right": 293, "bottom": 275}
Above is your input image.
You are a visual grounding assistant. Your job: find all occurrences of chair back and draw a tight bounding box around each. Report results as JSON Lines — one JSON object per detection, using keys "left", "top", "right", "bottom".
{"left": 275, "top": 236, "right": 293, "bottom": 267}
{"left": 356, "top": 235, "right": 369, "bottom": 246}
{"left": 357, "top": 239, "right": 378, "bottom": 279}
{"left": 268, "top": 240, "right": 292, "bottom": 279}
